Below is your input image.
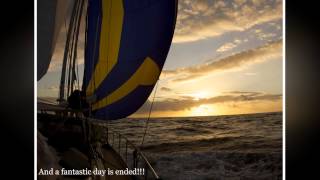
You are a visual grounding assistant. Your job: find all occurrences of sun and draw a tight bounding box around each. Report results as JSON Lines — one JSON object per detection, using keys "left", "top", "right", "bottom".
{"left": 190, "top": 104, "right": 213, "bottom": 116}
{"left": 191, "top": 91, "right": 208, "bottom": 100}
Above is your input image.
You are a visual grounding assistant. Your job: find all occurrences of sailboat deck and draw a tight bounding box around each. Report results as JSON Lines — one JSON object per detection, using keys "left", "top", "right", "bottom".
{"left": 38, "top": 106, "right": 160, "bottom": 180}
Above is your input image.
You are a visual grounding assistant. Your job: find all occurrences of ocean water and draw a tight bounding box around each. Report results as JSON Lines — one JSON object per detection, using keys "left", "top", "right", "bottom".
{"left": 106, "top": 112, "right": 282, "bottom": 180}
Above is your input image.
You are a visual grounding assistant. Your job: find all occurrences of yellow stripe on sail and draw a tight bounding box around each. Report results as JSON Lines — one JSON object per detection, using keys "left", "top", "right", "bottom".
{"left": 86, "top": 0, "right": 124, "bottom": 96}
{"left": 92, "top": 57, "right": 160, "bottom": 110}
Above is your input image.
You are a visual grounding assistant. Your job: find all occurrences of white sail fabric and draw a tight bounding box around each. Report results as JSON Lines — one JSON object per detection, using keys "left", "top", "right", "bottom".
{"left": 38, "top": 0, "right": 74, "bottom": 80}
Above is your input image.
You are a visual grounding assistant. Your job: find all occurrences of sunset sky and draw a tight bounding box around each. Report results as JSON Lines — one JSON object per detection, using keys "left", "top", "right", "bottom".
{"left": 38, "top": 0, "right": 283, "bottom": 117}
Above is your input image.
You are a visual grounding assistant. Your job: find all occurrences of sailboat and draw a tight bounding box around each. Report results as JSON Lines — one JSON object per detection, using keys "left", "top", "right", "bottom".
{"left": 37, "top": 0, "right": 177, "bottom": 179}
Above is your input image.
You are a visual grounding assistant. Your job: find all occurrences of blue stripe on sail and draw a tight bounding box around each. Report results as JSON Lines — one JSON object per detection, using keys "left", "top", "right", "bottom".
{"left": 93, "top": 86, "right": 154, "bottom": 120}
{"left": 83, "top": 0, "right": 102, "bottom": 90}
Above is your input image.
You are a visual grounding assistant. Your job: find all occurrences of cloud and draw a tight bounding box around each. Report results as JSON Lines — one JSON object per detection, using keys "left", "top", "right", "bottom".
{"left": 135, "top": 91, "right": 282, "bottom": 114}
{"left": 174, "top": 0, "right": 282, "bottom": 43}
{"left": 47, "top": 0, "right": 283, "bottom": 73}
{"left": 160, "top": 87, "right": 172, "bottom": 92}
{"left": 162, "top": 40, "right": 282, "bottom": 82}
{"left": 257, "top": 32, "right": 278, "bottom": 41}
{"left": 216, "top": 38, "right": 244, "bottom": 52}
{"left": 216, "top": 42, "right": 238, "bottom": 52}
{"left": 224, "top": 91, "right": 261, "bottom": 95}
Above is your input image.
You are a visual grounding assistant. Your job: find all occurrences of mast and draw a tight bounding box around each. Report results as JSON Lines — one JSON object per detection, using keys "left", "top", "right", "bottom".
{"left": 58, "top": 0, "right": 84, "bottom": 103}
{"left": 70, "top": 0, "right": 85, "bottom": 95}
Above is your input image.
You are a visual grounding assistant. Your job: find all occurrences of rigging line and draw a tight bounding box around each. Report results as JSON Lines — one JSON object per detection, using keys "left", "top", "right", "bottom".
{"left": 81, "top": 1, "right": 89, "bottom": 141}
{"left": 83, "top": 0, "right": 89, "bottom": 92}
{"left": 76, "top": 56, "right": 80, "bottom": 90}
{"left": 105, "top": 0, "right": 113, "bottom": 121}
{"left": 67, "top": 0, "right": 80, "bottom": 98}
{"left": 60, "top": 6, "right": 68, "bottom": 99}
{"left": 59, "top": 0, "right": 79, "bottom": 102}
{"left": 71, "top": 0, "right": 85, "bottom": 93}
{"left": 141, "top": 80, "right": 160, "bottom": 146}
{"left": 63, "top": 15, "right": 69, "bottom": 98}
{"left": 84, "top": 3, "right": 88, "bottom": 90}
{"left": 74, "top": 0, "right": 85, "bottom": 109}
{"left": 67, "top": 0, "right": 82, "bottom": 97}
{"left": 90, "top": 8, "right": 102, "bottom": 116}
{"left": 68, "top": 0, "right": 80, "bottom": 96}
{"left": 71, "top": 0, "right": 82, "bottom": 93}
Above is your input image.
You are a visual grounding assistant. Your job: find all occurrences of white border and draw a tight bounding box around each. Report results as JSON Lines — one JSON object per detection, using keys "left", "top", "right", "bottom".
{"left": 34, "top": 0, "right": 37, "bottom": 179}
{"left": 282, "top": 0, "right": 286, "bottom": 179}
{"left": 33, "top": 0, "right": 287, "bottom": 179}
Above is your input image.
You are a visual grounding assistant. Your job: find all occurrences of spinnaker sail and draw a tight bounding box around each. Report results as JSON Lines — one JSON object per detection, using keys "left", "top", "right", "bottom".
{"left": 37, "top": 0, "right": 75, "bottom": 80}
{"left": 83, "top": 0, "right": 178, "bottom": 120}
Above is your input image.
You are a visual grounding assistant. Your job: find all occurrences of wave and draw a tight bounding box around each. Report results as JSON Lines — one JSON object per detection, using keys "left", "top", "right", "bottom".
{"left": 109, "top": 112, "right": 282, "bottom": 179}
{"left": 148, "top": 150, "right": 282, "bottom": 180}
{"left": 141, "top": 136, "right": 282, "bottom": 154}
{"left": 174, "top": 127, "right": 212, "bottom": 134}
